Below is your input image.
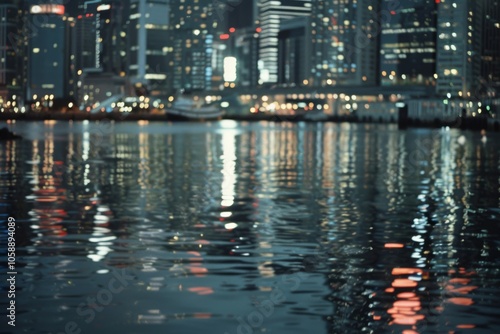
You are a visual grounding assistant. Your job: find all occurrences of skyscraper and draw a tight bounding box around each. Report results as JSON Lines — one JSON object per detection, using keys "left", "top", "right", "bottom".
{"left": 480, "top": 0, "right": 500, "bottom": 95}
{"left": 278, "top": 17, "right": 311, "bottom": 86}
{"left": 77, "top": 0, "right": 127, "bottom": 74}
{"left": 258, "top": 0, "right": 311, "bottom": 84}
{"left": 436, "top": 0, "right": 482, "bottom": 99}
{"left": 26, "top": 3, "right": 71, "bottom": 102}
{"left": 217, "top": 0, "right": 260, "bottom": 89}
{"left": 380, "top": 0, "right": 437, "bottom": 86}
{"left": 234, "top": 27, "right": 260, "bottom": 87}
{"left": 168, "top": 0, "right": 219, "bottom": 91}
{"left": 310, "top": 0, "right": 379, "bottom": 86}
{"left": 75, "top": 0, "right": 129, "bottom": 108}
{"left": 0, "top": 0, "right": 20, "bottom": 105}
{"left": 129, "top": 0, "right": 169, "bottom": 95}
{"left": 220, "top": 26, "right": 261, "bottom": 88}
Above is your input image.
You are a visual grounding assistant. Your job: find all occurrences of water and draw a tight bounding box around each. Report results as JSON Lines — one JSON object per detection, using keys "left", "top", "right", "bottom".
{"left": 1, "top": 120, "right": 499, "bottom": 334}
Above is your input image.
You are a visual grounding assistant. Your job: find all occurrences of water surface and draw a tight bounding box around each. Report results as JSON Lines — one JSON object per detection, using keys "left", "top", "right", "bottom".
{"left": 1, "top": 120, "right": 500, "bottom": 334}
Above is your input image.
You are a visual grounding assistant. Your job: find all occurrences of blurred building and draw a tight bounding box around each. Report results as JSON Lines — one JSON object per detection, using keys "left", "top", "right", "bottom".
{"left": 77, "top": 0, "right": 127, "bottom": 74}
{"left": 168, "top": 0, "right": 220, "bottom": 91}
{"left": 0, "top": 0, "right": 22, "bottom": 107}
{"left": 380, "top": 0, "right": 437, "bottom": 86}
{"left": 232, "top": 27, "right": 260, "bottom": 88}
{"left": 480, "top": 0, "right": 500, "bottom": 97}
{"left": 436, "top": 0, "right": 483, "bottom": 99}
{"left": 129, "top": 0, "right": 169, "bottom": 95}
{"left": 26, "top": 3, "right": 72, "bottom": 103}
{"left": 258, "top": 0, "right": 311, "bottom": 84}
{"left": 210, "top": 37, "right": 226, "bottom": 90}
{"left": 217, "top": 26, "right": 260, "bottom": 89}
{"left": 213, "top": 1, "right": 259, "bottom": 90}
{"left": 75, "top": 0, "right": 129, "bottom": 109}
{"left": 278, "top": 17, "right": 311, "bottom": 86}
{"left": 310, "top": 0, "right": 379, "bottom": 86}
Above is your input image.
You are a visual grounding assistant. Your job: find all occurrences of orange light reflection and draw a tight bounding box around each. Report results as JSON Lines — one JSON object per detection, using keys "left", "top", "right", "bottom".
{"left": 448, "top": 297, "right": 474, "bottom": 306}
{"left": 188, "top": 287, "right": 214, "bottom": 295}
{"left": 384, "top": 243, "right": 405, "bottom": 248}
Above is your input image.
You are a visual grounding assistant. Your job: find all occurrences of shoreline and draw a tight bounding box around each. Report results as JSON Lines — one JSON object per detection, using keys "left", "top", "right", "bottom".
{"left": 0, "top": 111, "right": 498, "bottom": 131}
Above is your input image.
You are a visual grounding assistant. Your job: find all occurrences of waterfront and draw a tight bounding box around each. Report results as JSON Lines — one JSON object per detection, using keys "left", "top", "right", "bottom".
{"left": 1, "top": 121, "right": 500, "bottom": 334}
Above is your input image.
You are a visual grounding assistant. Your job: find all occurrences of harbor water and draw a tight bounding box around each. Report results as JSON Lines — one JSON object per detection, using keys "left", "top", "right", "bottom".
{"left": 1, "top": 120, "right": 499, "bottom": 333}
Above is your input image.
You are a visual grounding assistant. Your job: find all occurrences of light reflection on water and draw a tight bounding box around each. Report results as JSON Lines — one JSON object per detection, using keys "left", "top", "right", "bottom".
{"left": 1, "top": 121, "right": 500, "bottom": 334}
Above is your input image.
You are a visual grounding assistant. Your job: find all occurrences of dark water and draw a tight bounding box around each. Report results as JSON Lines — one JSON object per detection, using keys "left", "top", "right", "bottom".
{"left": 1, "top": 120, "right": 500, "bottom": 334}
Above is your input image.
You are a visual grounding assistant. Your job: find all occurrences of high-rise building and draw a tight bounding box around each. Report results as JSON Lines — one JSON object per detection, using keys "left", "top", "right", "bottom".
{"left": 129, "top": 0, "right": 169, "bottom": 95}
{"left": 168, "top": 0, "right": 220, "bottom": 91}
{"left": 380, "top": 0, "right": 437, "bottom": 86}
{"left": 0, "top": 0, "right": 21, "bottom": 106}
{"left": 75, "top": 0, "right": 129, "bottom": 108}
{"left": 26, "top": 3, "right": 71, "bottom": 102}
{"left": 218, "top": 26, "right": 260, "bottom": 88}
{"left": 278, "top": 17, "right": 311, "bottom": 86}
{"left": 258, "top": 0, "right": 311, "bottom": 84}
{"left": 436, "top": 0, "right": 483, "bottom": 99}
{"left": 77, "top": 0, "right": 127, "bottom": 74}
{"left": 76, "top": 3, "right": 97, "bottom": 71}
{"left": 233, "top": 27, "right": 260, "bottom": 88}
{"left": 480, "top": 0, "right": 500, "bottom": 95}
{"left": 310, "top": 0, "right": 379, "bottom": 86}
{"left": 216, "top": 1, "right": 260, "bottom": 89}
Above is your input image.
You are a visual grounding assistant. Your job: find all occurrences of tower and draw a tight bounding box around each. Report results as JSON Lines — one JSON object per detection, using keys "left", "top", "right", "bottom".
{"left": 258, "top": 0, "right": 311, "bottom": 84}
{"left": 310, "top": 0, "right": 379, "bottom": 86}
{"left": 168, "top": 0, "right": 219, "bottom": 91}
{"left": 129, "top": 0, "right": 169, "bottom": 95}
{"left": 436, "top": 0, "right": 482, "bottom": 99}
{"left": 26, "top": 3, "right": 71, "bottom": 103}
{"left": 379, "top": 0, "right": 437, "bottom": 86}
{"left": 0, "top": 0, "right": 21, "bottom": 107}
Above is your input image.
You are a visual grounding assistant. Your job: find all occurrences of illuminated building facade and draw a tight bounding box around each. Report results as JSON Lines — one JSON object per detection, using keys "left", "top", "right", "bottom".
{"left": 0, "top": 0, "right": 21, "bottom": 106}
{"left": 213, "top": 1, "right": 259, "bottom": 89}
{"left": 480, "top": 0, "right": 500, "bottom": 94}
{"left": 26, "top": 4, "right": 71, "bottom": 101}
{"left": 310, "top": 0, "right": 379, "bottom": 86}
{"left": 78, "top": 0, "right": 127, "bottom": 74}
{"left": 217, "top": 26, "right": 260, "bottom": 89}
{"left": 77, "top": 3, "right": 97, "bottom": 71}
{"left": 168, "top": 0, "right": 219, "bottom": 91}
{"left": 258, "top": 0, "right": 311, "bottom": 84}
{"left": 75, "top": 0, "right": 129, "bottom": 108}
{"left": 380, "top": 0, "right": 437, "bottom": 86}
{"left": 129, "top": 0, "right": 169, "bottom": 94}
{"left": 436, "top": 0, "right": 483, "bottom": 99}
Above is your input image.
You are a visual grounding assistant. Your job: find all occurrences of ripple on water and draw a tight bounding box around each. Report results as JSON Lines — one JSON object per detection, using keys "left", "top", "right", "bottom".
{"left": 2, "top": 123, "right": 500, "bottom": 334}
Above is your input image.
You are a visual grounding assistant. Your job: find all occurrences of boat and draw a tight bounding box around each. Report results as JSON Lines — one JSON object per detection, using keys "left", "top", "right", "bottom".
{"left": 166, "top": 95, "right": 224, "bottom": 121}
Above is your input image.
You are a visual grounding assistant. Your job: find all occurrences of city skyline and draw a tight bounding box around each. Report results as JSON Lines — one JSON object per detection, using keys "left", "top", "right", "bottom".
{"left": 0, "top": 0, "right": 499, "bottom": 111}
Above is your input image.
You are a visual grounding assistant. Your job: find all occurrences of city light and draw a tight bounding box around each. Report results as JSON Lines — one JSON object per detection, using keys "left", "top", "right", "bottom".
{"left": 223, "top": 57, "right": 237, "bottom": 82}
{"left": 97, "top": 4, "right": 111, "bottom": 12}
{"left": 0, "top": 0, "right": 495, "bottom": 121}
{"left": 30, "top": 4, "right": 65, "bottom": 15}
